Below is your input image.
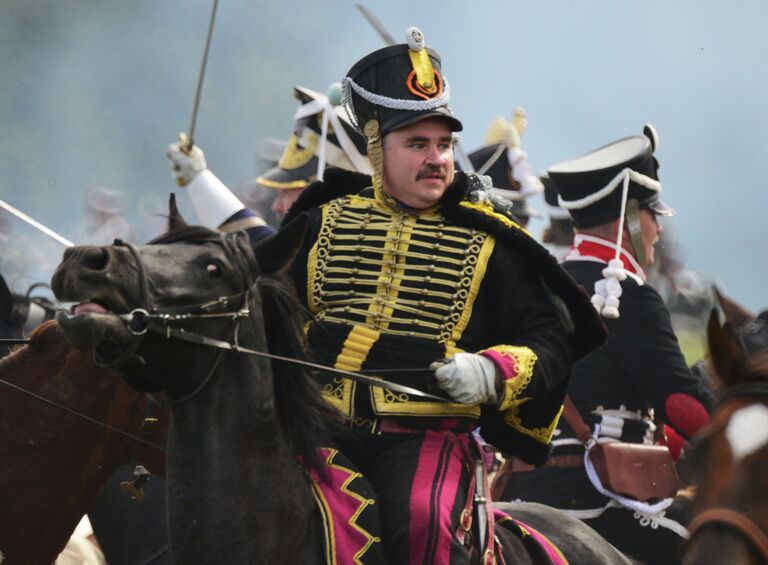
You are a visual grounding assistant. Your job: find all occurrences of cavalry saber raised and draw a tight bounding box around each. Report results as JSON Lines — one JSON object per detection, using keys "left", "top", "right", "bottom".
{"left": 0, "top": 198, "right": 74, "bottom": 247}
{"left": 142, "top": 321, "right": 449, "bottom": 402}
{"left": 181, "top": 0, "right": 220, "bottom": 150}
{"left": 355, "top": 3, "right": 396, "bottom": 46}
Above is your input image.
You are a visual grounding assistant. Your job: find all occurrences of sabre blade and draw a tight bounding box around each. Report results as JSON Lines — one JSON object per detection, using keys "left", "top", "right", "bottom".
{"left": 159, "top": 324, "right": 449, "bottom": 401}
{"left": 0, "top": 198, "right": 74, "bottom": 247}
{"left": 185, "top": 0, "right": 220, "bottom": 149}
{"left": 355, "top": 4, "right": 396, "bottom": 46}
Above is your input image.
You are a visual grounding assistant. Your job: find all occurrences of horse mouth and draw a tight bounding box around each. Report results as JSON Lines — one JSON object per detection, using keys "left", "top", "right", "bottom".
{"left": 67, "top": 293, "right": 135, "bottom": 316}
{"left": 70, "top": 300, "right": 110, "bottom": 316}
{"left": 57, "top": 298, "right": 139, "bottom": 361}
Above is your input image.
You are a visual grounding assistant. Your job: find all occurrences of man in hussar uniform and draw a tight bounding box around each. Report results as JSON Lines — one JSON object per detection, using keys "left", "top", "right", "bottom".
{"left": 467, "top": 109, "right": 543, "bottom": 229}
{"left": 276, "top": 29, "right": 606, "bottom": 563}
{"left": 492, "top": 126, "right": 714, "bottom": 565}
{"left": 166, "top": 27, "right": 606, "bottom": 563}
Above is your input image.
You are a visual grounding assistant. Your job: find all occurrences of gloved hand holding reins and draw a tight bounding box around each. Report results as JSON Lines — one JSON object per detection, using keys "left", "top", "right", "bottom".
{"left": 431, "top": 353, "right": 499, "bottom": 405}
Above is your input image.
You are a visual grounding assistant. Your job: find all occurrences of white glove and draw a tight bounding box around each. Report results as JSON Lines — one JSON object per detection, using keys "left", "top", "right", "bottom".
{"left": 167, "top": 141, "right": 207, "bottom": 187}
{"left": 431, "top": 353, "right": 498, "bottom": 405}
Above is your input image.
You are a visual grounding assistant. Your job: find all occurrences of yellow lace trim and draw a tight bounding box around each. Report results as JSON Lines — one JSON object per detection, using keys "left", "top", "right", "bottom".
{"left": 481, "top": 345, "right": 538, "bottom": 411}
{"left": 447, "top": 235, "right": 495, "bottom": 347}
{"left": 459, "top": 200, "right": 531, "bottom": 237}
{"left": 503, "top": 403, "right": 564, "bottom": 445}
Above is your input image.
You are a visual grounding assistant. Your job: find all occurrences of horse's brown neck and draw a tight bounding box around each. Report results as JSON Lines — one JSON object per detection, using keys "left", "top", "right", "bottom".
{"left": 0, "top": 323, "right": 164, "bottom": 564}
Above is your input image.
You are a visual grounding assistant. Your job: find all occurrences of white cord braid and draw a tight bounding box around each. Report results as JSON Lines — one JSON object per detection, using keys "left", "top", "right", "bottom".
{"left": 293, "top": 96, "right": 373, "bottom": 178}
{"left": 475, "top": 143, "right": 506, "bottom": 176}
{"left": 474, "top": 144, "right": 543, "bottom": 200}
{"left": 589, "top": 172, "right": 632, "bottom": 319}
{"left": 558, "top": 167, "right": 661, "bottom": 210}
{"left": 341, "top": 75, "right": 452, "bottom": 131}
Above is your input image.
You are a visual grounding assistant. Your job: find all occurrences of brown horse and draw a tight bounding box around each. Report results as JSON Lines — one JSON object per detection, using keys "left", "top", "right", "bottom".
{"left": 684, "top": 311, "right": 768, "bottom": 564}
{"left": 0, "top": 320, "right": 168, "bottom": 565}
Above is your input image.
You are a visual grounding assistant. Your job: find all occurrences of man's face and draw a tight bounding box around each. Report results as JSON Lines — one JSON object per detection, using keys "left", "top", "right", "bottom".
{"left": 638, "top": 208, "right": 663, "bottom": 266}
{"left": 379, "top": 118, "right": 455, "bottom": 209}
{"left": 271, "top": 187, "right": 304, "bottom": 220}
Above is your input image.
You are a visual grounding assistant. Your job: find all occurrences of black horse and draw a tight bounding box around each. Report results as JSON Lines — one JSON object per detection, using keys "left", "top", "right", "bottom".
{"left": 52, "top": 199, "right": 632, "bottom": 564}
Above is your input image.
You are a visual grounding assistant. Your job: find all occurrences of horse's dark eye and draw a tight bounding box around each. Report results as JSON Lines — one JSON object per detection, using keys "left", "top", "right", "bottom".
{"left": 206, "top": 263, "right": 223, "bottom": 277}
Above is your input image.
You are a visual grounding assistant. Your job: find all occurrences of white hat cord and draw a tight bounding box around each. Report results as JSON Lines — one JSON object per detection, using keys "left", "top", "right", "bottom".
{"left": 341, "top": 75, "right": 451, "bottom": 114}
{"left": 590, "top": 171, "right": 631, "bottom": 319}
{"left": 293, "top": 96, "right": 373, "bottom": 180}
{"left": 557, "top": 167, "right": 660, "bottom": 211}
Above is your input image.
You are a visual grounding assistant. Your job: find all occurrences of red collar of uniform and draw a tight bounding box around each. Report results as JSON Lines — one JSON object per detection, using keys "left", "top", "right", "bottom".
{"left": 565, "top": 234, "right": 647, "bottom": 281}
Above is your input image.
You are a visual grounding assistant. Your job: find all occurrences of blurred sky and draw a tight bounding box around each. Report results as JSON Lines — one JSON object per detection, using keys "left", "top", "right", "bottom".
{"left": 0, "top": 1, "right": 765, "bottom": 311}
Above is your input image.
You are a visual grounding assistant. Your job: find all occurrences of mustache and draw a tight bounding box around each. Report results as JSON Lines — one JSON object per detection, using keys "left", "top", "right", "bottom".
{"left": 416, "top": 165, "right": 445, "bottom": 180}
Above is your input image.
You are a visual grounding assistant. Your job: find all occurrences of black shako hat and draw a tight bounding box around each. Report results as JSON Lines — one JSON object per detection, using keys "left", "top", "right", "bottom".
{"left": 342, "top": 27, "right": 462, "bottom": 136}
{"left": 256, "top": 155, "right": 319, "bottom": 191}
{"left": 541, "top": 172, "right": 571, "bottom": 221}
{"left": 293, "top": 85, "right": 369, "bottom": 160}
{"left": 548, "top": 125, "right": 674, "bottom": 228}
{"left": 468, "top": 143, "right": 542, "bottom": 220}
{"left": 256, "top": 84, "right": 371, "bottom": 191}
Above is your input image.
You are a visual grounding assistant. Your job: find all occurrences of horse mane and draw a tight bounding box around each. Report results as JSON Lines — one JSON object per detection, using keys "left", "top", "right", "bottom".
{"left": 145, "top": 223, "right": 342, "bottom": 468}
{"left": 256, "top": 275, "right": 343, "bottom": 471}
{"left": 148, "top": 224, "right": 221, "bottom": 245}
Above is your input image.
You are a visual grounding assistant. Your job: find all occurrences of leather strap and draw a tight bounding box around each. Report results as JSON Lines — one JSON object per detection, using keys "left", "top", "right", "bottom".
{"left": 688, "top": 508, "right": 768, "bottom": 562}
{"left": 562, "top": 395, "right": 594, "bottom": 445}
{"left": 509, "top": 455, "right": 583, "bottom": 472}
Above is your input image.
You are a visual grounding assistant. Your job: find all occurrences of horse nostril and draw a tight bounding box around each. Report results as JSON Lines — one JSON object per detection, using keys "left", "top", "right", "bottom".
{"left": 81, "top": 247, "right": 110, "bottom": 271}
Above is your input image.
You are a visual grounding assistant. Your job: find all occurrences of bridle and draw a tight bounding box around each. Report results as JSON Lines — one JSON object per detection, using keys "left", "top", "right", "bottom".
{"left": 686, "top": 380, "right": 768, "bottom": 562}
{"left": 113, "top": 234, "right": 257, "bottom": 338}
{"left": 110, "top": 235, "right": 447, "bottom": 403}
{"left": 108, "top": 234, "right": 264, "bottom": 406}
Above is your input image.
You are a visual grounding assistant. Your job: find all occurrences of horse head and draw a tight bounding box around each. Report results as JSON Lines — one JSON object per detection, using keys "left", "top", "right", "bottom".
{"left": 52, "top": 195, "right": 307, "bottom": 398}
{"left": 685, "top": 310, "right": 768, "bottom": 564}
{"left": 52, "top": 197, "right": 345, "bottom": 563}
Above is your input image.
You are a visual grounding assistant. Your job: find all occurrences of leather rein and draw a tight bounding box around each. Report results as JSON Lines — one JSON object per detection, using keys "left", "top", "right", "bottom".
{"left": 110, "top": 236, "right": 447, "bottom": 403}
{"left": 686, "top": 380, "right": 768, "bottom": 562}
{"left": 0, "top": 233, "right": 444, "bottom": 458}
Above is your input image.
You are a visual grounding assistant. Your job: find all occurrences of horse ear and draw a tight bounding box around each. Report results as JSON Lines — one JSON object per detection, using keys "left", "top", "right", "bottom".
{"left": 253, "top": 213, "right": 308, "bottom": 275}
{"left": 707, "top": 308, "right": 747, "bottom": 387}
{"left": 714, "top": 285, "right": 755, "bottom": 329}
{"left": 167, "top": 194, "right": 189, "bottom": 232}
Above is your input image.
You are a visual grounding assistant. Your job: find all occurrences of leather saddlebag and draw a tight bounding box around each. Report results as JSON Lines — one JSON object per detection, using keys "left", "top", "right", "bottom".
{"left": 590, "top": 443, "right": 678, "bottom": 501}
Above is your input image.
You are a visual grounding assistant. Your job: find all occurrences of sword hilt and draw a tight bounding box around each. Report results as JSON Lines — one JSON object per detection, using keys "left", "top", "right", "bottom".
{"left": 178, "top": 132, "right": 193, "bottom": 155}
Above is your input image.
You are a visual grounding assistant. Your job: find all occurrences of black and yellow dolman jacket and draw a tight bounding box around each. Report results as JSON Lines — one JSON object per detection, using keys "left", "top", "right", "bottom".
{"left": 283, "top": 168, "right": 606, "bottom": 465}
